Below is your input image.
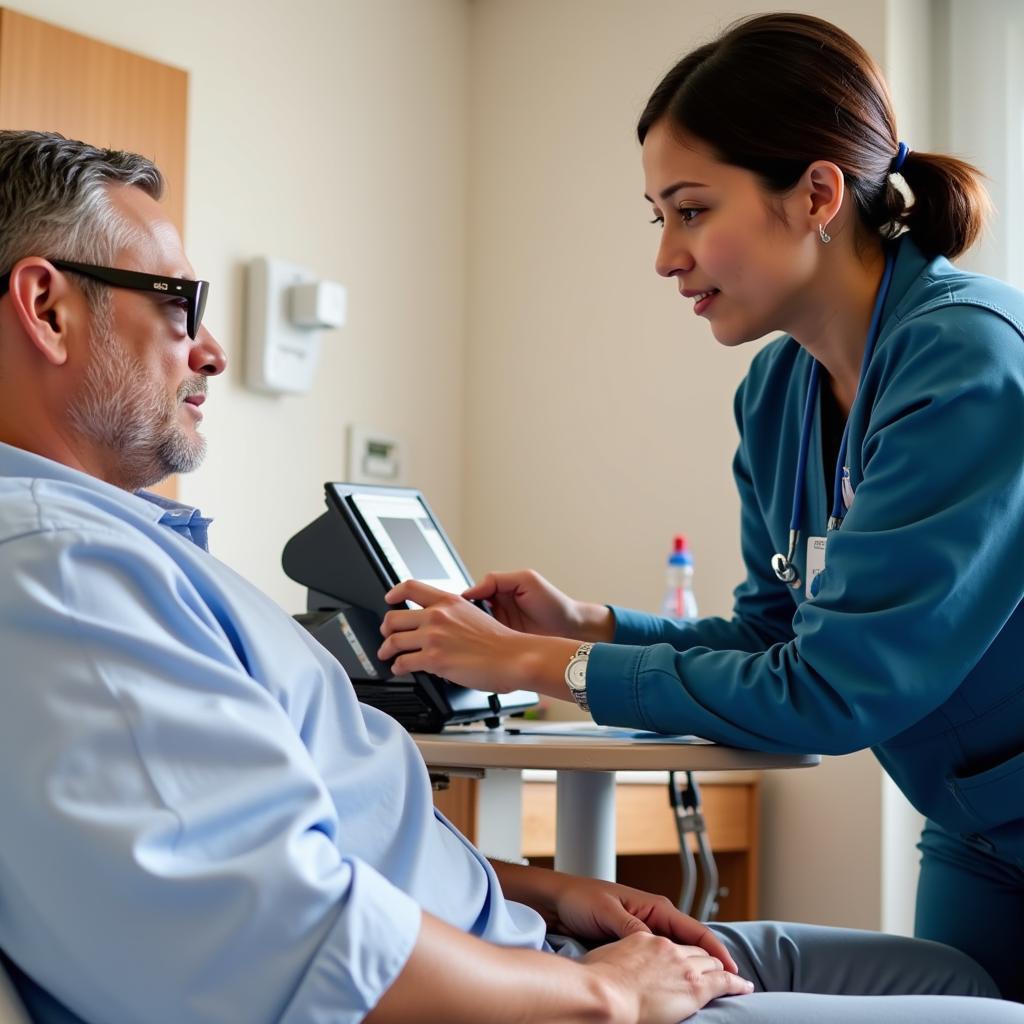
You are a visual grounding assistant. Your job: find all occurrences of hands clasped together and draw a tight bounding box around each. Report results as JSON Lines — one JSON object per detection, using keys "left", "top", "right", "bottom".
{"left": 497, "top": 863, "right": 754, "bottom": 1021}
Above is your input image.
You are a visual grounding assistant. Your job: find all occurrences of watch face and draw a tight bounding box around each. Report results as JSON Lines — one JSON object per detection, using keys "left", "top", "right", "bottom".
{"left": 567, "top": 658, "right": 587, "bottom": 689}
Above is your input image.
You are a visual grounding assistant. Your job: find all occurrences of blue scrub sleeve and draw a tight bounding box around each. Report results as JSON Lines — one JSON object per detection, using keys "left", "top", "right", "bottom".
{"left": 588, "top": 312, "right": 1024, "bottom": 753}
{"left": 0, "top": 526, "right": 420, "bottom": 1024}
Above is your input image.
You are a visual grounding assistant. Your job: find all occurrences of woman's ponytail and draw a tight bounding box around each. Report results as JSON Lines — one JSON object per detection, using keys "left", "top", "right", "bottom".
{"left": 896, "top": 152, "right": 992, "bottom": 260}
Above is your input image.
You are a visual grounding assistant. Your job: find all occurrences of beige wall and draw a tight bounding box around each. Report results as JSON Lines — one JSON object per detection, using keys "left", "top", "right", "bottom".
{"left": 11, "top": 0, "right": 469, "bottom": 609}
{"left": 464, "top": 0, "right": 891, "bottom": 617}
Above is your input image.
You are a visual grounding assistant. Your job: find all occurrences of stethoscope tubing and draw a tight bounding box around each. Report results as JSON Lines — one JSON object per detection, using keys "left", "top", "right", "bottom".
{"left": 771, "top": 247, "right": 897, "bottom": 587}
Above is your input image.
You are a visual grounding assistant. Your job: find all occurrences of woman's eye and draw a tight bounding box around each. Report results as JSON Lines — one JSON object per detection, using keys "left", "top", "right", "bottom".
{"left": 649, "top": 207, "right": 703, "bottom": 227}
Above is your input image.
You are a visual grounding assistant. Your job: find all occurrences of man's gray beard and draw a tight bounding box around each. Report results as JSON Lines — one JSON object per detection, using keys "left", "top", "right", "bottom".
{"left": 67, "top": 312, "right": 207, "bottom": 492}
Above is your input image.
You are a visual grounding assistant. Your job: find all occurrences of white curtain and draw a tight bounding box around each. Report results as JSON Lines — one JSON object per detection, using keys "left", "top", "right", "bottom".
{"left": 935, "top": 0, "right": 1024, "bottom": 287}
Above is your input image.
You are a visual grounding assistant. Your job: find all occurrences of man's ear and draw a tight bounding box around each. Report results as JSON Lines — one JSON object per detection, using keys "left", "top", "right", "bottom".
{"left": 6, "top": 258, "right": 81, "bottom": 366}
{"left": 801, "top": 161, "right": 846, "bottom": 235}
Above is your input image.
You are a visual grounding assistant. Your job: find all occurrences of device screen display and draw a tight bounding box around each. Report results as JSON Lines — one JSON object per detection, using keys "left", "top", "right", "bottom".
{"left": 349, "top": 492, "right": 471, "bottom": 599}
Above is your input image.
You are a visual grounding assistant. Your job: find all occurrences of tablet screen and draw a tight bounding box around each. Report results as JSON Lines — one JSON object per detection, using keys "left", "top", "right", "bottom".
{"left": 349, "top": 491, "right": 471, "bottom": 597}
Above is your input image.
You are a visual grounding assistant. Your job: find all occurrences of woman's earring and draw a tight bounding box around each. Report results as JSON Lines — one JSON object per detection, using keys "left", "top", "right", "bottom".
{"left": 819, "top": 223, "right": 832, "bottom": 244}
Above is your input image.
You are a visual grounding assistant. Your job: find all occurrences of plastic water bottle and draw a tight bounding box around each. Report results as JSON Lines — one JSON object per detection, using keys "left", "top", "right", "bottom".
{"left": 661, "top": 534, "right": 698, "bottom": 620}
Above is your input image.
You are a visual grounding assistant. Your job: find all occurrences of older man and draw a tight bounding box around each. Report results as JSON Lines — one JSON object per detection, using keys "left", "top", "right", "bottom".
{"left": 0, "top": 131, "right": 1019, "bottom": 1024}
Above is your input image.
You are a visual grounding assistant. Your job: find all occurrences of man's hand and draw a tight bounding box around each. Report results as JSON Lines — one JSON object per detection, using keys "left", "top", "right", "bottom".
{"left": 366, "top": 910, "right": 752, "bottom": 1024}
{"left": 463, "top": 569, "right": 614, "bottom": 643}
{"left": 582, "top": 932, "right": 753, "bottom": 1024}
{"left": 550, "top": 875, "right": 739, "bottom": 973}
{"left": 489, "top": 861, "right": 739, "bottom": 973}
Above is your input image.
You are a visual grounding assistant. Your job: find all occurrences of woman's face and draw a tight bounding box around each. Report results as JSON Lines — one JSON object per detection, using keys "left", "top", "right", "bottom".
{"left": 642, "top": 118, "right": 816, "bottom": 346}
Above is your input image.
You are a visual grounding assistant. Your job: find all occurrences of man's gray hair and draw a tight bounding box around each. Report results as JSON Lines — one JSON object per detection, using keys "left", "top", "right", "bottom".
{"left": 0, "top": 130, "right": 163, "bottom": 308}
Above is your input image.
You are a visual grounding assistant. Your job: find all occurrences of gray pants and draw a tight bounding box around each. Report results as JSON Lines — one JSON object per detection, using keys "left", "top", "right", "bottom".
{"left": 551, "top": 920, "right": 1023, "bottom": 1021}
{"left": 698, "top": 921, "right": 1024, "bottom": 1022}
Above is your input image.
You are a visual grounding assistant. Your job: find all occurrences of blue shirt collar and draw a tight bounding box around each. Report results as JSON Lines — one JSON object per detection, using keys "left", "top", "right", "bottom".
{"left": 882, "top": 233, "right": 942, "bottom": 328}
{"left": 0, "top": 442, "right": 213, "bottom": 550}
{"left": 135, "top": 488, "right": 213, "bottom": 550}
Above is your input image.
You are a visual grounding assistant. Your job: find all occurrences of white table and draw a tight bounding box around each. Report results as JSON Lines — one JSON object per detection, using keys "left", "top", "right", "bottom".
{"left": 413, "top": 722, "right": 819, "bottom": 880}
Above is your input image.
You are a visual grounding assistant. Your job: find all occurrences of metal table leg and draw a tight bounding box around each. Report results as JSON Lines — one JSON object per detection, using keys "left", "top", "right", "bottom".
{"left": 555, "top": 770, "right": 617, "bottom": 880}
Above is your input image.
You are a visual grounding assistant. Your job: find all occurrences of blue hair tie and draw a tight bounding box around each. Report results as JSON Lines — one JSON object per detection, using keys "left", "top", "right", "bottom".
{"left": 890, "top": 142, "right": 910, "bottom": 174}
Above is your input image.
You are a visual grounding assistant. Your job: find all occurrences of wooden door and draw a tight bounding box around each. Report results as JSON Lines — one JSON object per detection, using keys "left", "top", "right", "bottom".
{"left": 0, "top": 7, "right": 189, "bottom": 498}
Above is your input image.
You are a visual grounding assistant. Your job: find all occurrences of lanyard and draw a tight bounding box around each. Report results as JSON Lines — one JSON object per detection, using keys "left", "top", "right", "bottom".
{"left": 772, "top": 249, "right": 896, "bottom": 587}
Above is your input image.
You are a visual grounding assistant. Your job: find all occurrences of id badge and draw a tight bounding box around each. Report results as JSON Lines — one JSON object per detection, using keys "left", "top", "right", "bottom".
{"left": 805, "top": 536, "right": 827, "bottom": 599}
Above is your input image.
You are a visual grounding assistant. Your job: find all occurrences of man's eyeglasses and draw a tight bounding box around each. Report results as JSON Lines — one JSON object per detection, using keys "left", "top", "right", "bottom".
{"left": 0, "top": 259, "right": 209, "bottom": 340}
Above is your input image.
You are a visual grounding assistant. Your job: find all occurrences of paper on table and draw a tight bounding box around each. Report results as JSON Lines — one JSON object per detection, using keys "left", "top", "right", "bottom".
{"left": 504, "top": 722, "right": 711, "bottom": 744}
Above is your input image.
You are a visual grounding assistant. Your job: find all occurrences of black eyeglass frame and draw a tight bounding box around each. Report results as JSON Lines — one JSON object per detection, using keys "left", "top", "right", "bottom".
{"left": 0, "top": 258, "right": 209, "bottom": 340}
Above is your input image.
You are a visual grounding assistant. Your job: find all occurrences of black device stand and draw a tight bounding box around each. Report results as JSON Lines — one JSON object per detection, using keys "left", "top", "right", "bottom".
{"left": 282, "top": 487, "right": 537, "bottom": 732}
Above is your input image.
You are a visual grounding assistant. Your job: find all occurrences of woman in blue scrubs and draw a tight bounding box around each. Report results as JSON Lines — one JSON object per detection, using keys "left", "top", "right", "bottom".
{"left": 378, "top": 12, "right": 1024, "bottom": 1000}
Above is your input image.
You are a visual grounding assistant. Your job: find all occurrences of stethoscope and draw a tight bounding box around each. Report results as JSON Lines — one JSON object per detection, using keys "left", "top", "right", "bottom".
{"left": 770, "top": 248, "right": 897, "bottom": 589}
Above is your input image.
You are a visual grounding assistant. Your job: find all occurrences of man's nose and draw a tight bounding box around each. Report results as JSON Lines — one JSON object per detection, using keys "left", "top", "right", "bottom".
{"left": 190, "top": 325, "right": 227, "bottom": 376}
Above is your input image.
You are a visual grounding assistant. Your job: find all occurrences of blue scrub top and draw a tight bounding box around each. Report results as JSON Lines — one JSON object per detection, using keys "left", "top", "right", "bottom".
{"left": 587, "top": 235, "right": 1024, "bottom": 868}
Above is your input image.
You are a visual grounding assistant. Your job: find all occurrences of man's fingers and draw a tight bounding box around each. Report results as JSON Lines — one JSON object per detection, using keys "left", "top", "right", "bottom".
{"left": 700, "top": 969, "right": 755, "bottom": 999}
{"left": 694, "top": 927, "right": 739, "bottom": 975}
{"left": 657, "top": 912, "right": 739, "bottom": 975}
{"left": 679, "top": 955, "right": 753, "bottom": 998}
{"left": 602, "top": 901, "right": 653, "bottom": 939}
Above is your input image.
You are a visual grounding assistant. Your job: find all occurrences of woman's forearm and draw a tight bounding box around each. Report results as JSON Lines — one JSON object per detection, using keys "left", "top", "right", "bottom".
{"left": 574, "top": 602, "right": 617, "bottom": 643}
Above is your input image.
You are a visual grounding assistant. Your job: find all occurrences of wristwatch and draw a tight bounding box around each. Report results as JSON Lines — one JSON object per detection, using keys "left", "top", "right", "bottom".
{"left": 565, "top": 642, "right": 594, "bottom": 713}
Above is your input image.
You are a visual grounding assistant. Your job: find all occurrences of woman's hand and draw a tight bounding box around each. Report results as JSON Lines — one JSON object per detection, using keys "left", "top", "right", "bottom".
{"left": 463, "top": 570, "right": 614, "bottom": 642}
{"left": 378, "top": 580, "right": 577, "bottom": 693}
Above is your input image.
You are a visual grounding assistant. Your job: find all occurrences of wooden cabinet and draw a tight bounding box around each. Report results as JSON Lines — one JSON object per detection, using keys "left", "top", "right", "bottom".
{"left": 435, "top": 773, "right": 761, "bottom": 920}
{"left": 0, "top": 8, "right": 188, "bottom": 235}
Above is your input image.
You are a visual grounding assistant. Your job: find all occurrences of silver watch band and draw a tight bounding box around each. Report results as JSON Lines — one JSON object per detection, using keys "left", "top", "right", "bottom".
{"left": 566, "top": 642, "right": 594, "bottom": 712}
